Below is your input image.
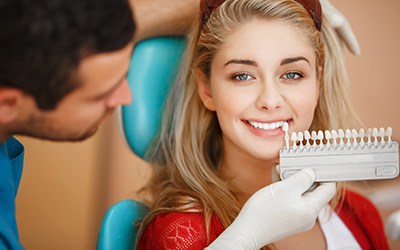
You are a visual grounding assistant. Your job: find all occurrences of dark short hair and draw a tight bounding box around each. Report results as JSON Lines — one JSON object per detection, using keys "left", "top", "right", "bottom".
{"left": 0, "top": 0, "right": 136, "bottom": 110}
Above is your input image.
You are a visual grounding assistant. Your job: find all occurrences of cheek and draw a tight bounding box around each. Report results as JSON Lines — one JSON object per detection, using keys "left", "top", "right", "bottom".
{"left": 286, "top": 81, "right": 318, "bottom": 107}
{"left": 83, "top": 105, "right": 108, "bottom": 121}
{"left": 297, "top": 95, "right": 318, "bottom": 112}
{"left": 213, "top": 87, "right": 255, "bottom": 118}
{"left": 68, "top": 104, "right": 107, "bottom": 126}
{"left": 285, "top": 85, "right": 319, "bottom": 124}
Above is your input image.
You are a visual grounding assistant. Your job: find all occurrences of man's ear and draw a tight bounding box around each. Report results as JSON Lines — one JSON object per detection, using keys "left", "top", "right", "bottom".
{"left": 196, "top": 69, "right": 216, "bottom": 111}
{"left": 0, "top": 88, "right": 23, "bottom": 124}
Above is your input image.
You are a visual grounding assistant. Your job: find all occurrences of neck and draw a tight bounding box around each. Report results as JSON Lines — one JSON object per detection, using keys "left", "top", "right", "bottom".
{"left": 0, "top": 128, "right": 11, "bottom": 144}
{"left": 221, "top": 147, "right": 276, "bottom": 205}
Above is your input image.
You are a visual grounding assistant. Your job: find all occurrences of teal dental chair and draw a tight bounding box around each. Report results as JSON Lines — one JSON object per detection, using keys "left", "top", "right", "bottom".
{"left": 96, "top": 37, "right": 186, "bottom": 250}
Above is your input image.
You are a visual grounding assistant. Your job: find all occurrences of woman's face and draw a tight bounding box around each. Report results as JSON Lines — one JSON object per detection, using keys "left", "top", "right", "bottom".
{"left": 199, "top": 18, "right": 320, "bottom": 161}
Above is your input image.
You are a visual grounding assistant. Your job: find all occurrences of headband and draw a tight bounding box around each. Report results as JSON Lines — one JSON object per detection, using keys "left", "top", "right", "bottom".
{"left": 200, "top": 0, "right": 322, "bottom": 30}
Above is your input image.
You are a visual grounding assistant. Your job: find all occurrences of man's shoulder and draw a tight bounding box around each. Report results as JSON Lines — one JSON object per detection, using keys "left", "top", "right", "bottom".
{"left": 0, "top": 137, "right": 25, "bottom": 250}
{"left": 5, "top": 137, "right": 24, "bottom": 158}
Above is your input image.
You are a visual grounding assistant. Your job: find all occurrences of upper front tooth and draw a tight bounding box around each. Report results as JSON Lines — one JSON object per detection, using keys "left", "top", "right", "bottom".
{"left": 250, "top": 121, "right": 285, "bottom": 130}
{"left": 262, "top": 123, "right": 271, "bottom": 129}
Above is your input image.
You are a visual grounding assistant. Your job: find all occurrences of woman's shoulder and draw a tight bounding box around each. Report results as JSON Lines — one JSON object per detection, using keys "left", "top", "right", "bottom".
{"left": 338, "top": 188, "right": 382, "bottom": 225}
{"left": 138, "top": 211, "right": 224, "bottom": 250}
{"left": 144, "top": 211, "right": 213, "bottom": 238}
{"left": 336, "top": 188, "right": 389, "bottom": 250}
{"left": 340, "top": 188, "right": 378, "bottom": 211}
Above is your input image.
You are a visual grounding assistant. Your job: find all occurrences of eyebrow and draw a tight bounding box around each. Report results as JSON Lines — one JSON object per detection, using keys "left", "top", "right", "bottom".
{"left": 224, "top": 57, "right": 310, "bottom": 68}
{"left": 94, "top": 74, "right": 126, "bottom": 100}
{"left": 280, "top": 56, "right": 310, "bottom": 66}
{"left": 224, "top": 59, "right": 258, "bottom": 67}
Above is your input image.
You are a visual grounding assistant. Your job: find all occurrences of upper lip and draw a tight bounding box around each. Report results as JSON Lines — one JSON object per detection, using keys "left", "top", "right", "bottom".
{"left": 245, "top": 118, "right": 291, "bottom": 123}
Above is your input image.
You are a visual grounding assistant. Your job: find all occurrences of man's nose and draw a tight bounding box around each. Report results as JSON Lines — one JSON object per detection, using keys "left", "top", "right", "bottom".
{"left": 106, "top": 78, "right": 132, "bottom": 108}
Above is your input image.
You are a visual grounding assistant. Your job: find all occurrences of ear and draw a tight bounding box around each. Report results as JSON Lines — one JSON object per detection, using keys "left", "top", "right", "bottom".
{"left": 0, "top": 88, "right": 23, "bottom": 124}
{"left": 196, "top": 69, "right": 216, "bottom": 111}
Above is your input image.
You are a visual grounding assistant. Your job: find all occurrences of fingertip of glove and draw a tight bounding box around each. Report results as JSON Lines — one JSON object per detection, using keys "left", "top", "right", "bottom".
{"left": 322, "top": 181, "right": 337, "bottom": 193}
{"left": 352, "top": 46, "right": 361, "bottom": 56}
{"left": 301, "top": 168, "right": 316, "bottom": 181}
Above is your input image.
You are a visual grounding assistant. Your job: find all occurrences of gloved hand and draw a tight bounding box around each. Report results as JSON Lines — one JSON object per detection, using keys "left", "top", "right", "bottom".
{"left": 205, "top": 168, "right": 336, "bottom": 250}
{"left": 320, "top": 0, "right": 361, "bottom": 55}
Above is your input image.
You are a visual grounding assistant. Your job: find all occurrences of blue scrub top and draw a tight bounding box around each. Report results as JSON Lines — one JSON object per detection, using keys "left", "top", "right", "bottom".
{"left": 0, "top": 137, "right": 24, "bottom": 250}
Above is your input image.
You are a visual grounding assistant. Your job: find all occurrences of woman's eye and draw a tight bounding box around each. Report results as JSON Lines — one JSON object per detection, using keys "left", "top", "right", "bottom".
{"left": 232, "top": 73, "right": 254, "bottom": 81}
{"left": 282, "top": 72, "right": 303, "bottom": 80}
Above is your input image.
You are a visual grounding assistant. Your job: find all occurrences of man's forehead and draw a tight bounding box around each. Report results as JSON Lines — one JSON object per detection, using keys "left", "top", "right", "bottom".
{"left": 76, "top": 43, "right": 133, "bottom": 92}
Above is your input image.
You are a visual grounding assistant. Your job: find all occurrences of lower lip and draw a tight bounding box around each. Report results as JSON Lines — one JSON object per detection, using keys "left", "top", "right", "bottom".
{"left": 244, "top": 121, "right": 286, "bottom": 138}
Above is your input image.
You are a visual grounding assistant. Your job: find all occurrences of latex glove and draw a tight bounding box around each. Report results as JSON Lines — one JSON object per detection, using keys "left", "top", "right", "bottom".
{"left": 320, "top": 0, "right": 361, "bottom": 55}
{"left": 205, "top": 168, "right": 336, "bottom": 250}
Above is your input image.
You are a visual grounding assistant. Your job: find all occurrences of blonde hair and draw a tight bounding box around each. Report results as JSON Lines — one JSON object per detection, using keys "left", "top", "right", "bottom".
{"left": 138, "top": 0, "right": 360, "bottom": 247}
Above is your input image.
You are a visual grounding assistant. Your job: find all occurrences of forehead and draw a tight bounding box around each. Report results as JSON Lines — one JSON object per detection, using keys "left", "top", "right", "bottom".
{"left": 75, "top": 43, "right": 134, "bottom": 94}
{"left": 214, "top": 18, "right": 315, "bottom": 65}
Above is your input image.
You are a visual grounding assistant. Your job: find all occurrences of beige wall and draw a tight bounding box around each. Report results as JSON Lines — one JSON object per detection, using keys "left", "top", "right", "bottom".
{"left": 15, "top": 1, "right": 400, "bottom": 249}
{"left": 15, "top": 128, "right": 108, "bottom": 249}
{"left": 337, "top": 0, "right": 400, "bottom": 130}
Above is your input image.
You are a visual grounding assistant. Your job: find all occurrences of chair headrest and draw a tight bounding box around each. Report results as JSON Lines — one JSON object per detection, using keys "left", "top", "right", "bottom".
{"left": 120, "top": 37, "right": 186, "bottom": 158}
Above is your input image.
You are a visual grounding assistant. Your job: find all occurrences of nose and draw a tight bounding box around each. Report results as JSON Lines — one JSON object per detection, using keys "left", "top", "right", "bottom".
{"left": 106, "top": 78, "right": 132, "bottom": 108}
{"left": 256, "top": 81, "right": 284, "bottom": 110}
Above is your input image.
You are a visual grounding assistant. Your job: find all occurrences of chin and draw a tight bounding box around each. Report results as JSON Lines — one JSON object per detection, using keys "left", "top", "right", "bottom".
{"left": 72, "top": 128, "right": 99, "bottom": 142}
{"left": 52, "top": 126, "right": 99, "bottom": 142}
{"left": 252, "top": 147, "right": 281, "bottom": 161}
{"left": 258, "top": 153, "right": 280, "bottom": 162}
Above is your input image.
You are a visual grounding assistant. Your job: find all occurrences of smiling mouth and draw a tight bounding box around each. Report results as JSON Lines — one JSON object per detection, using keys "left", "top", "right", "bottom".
{"left": 247, "top": 120, "right": 290, "bottom": 130}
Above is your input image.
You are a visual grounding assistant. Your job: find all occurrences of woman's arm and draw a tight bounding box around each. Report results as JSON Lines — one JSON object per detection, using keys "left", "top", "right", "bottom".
{"left": 131, "top": 0, "right": 361, "bottom": 55}
{"left": 130, "top": 0, "right": 199, "bottom": 42}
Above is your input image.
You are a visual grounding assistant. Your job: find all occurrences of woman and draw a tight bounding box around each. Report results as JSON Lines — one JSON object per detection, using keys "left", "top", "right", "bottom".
{"left": 137, "top": 0, "right": 389, "bottom": 249}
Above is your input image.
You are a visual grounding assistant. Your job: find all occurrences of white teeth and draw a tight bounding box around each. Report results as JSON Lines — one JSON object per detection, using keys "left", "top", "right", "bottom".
{"left": 282, "top": 122, "right": 289, "bottom": 132}
{"left": 249, "top": 121, "right": 286, "bottom": 130}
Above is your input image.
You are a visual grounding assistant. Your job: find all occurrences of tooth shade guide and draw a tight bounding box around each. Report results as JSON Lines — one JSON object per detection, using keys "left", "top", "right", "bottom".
{"left": 311, "top": 131, "right": 318, "bottom": 147}
{"left": 338, "top": 129, "right": 345, "bottom": 147}
{"left": 358, "top": 129, "right": 365, "bottom": 147}
{"left": 372, "top": 128, "right": 379, "bottom": 145}
{"left": 324, "top": 130, "right": 331, "bottom": 146}
{"left": 317, "top": 130, "right": 323, "bottom": 147}
{"left": 298, "top": 132, "right": 304, "bottom": 149}
{"left": 331, "top": 130, "right": 338, "bottom": 146}
{"left": 304, "top": 130, "right": 311, "bottom": 146}
{"left": 284, "top": 127, "right": 395, "bottom": 151}
{"left": 379, "top": 127, "right": 385, "bottom": 137}
{"left": 279, "top": 127, "right": 399, "bottom": 182}
{"left": 280, "top": 142, "right": 399, "bottom": 182}
{"left": 345, "top": 129, "right": 352, "bottom": 147}
{"left": 379, "top": 127, "right": 386, "bottom": 146}
{"left": 283, "top": 121, "right": 290, "bottom": 149}
{"left": 386, "top": 127, "right": 393, "bottom": 146}
{"left": 291, "top": 132, "right": 298, "bottom": 149}
{"left": 386, "top": 127, "right": 393, "bottom": 141}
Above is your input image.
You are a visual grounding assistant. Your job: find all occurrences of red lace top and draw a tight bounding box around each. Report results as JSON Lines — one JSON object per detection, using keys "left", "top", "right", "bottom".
{"left": 137, "top": 189, "right": 389, "bottom": 249}
{"left": 138, "top": 212, "right": 224, "bottom": 249}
